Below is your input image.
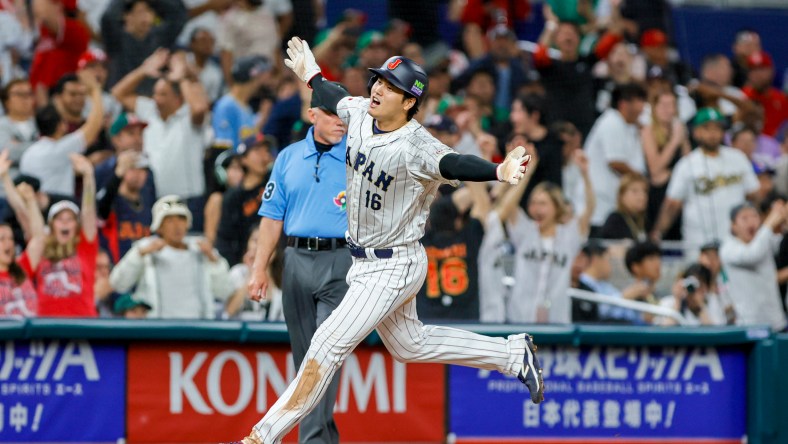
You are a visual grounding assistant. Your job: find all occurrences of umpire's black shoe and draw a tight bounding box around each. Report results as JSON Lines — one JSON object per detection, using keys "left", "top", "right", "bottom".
{"left": 518, "top": 334, "right": 545, "bottom": 404}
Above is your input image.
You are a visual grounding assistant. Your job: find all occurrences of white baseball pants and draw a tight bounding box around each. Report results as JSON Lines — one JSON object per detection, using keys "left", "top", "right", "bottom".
{"left": 249, "top": 245, "right": 528, "bottom": 444}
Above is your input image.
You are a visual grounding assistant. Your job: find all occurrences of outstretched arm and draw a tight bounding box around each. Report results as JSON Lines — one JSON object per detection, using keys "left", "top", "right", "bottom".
{"left": 71, "top": 154, "right": 97, "bottom": 242}
{"left": 168, "top": 52, "right": 209, "bottom": 126}
{"left": 76, "top": 70, "right": 104, "bottom": 146}
{"left": 574, "top": 150, "right": 595, "bottom": 236}
{"left": 284, "top": 37, "right": 350, "bottom": 115}
{"left": 18, "top": 183, "right": 45, "bottom": 270}
{"left": 112, "top": 48, "right": 170, "bottom": 111}
{"left": 440, "top": 147, "right": 531, "bottom": 185}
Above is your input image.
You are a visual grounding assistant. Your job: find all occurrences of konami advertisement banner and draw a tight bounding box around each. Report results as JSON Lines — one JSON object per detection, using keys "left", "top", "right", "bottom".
{"left": 127, "top": 343, "right": 445, "bottom": 443}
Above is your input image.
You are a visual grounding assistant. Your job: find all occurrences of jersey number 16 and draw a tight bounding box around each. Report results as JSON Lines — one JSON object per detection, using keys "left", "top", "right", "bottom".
{"left": 365, "top": 190, "right": 382, "bottom": 211}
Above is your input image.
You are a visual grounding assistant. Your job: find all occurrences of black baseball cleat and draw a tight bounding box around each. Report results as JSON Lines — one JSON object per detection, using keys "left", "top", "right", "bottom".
{"left": 518, "top": 334, "right": 545, "bottom": 404}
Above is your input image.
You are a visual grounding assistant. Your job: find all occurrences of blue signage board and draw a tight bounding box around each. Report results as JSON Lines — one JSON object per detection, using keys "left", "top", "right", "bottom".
{"left": 449, "top": 345, "right": 746, "bottom": 442}
{"left": 0, "top": 340, "right": 125, "bottom": 443}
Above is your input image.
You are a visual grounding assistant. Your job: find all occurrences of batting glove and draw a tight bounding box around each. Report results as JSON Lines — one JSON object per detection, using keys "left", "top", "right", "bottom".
{"left": 496, "top": 146, "right": 530, "bottom": 185}
{"left": 284, "top": 37, "right": 322, "bottom": 84}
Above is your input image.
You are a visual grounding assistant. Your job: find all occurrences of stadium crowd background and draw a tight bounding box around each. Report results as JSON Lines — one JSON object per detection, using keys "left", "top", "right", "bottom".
{"left": 0, "top": 0, "right": 786, "bottom": 330}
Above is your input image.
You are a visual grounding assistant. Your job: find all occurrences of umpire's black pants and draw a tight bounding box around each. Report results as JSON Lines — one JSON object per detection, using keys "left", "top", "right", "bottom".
{"left": 281, "top": 246, "right": 351, "bottom": 444}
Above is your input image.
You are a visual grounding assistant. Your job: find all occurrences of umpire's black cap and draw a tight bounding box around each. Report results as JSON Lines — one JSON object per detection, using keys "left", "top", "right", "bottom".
{"left": 368, "top": 56, "right": 429, "bottom": 106}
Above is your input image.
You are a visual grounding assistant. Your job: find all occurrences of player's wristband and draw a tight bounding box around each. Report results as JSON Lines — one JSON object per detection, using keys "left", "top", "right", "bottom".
{"left": 308, "top": 74, "right": 350, "bottom": 115}
{"left": 305, "top": 71, "right": 322, "bottom": 89}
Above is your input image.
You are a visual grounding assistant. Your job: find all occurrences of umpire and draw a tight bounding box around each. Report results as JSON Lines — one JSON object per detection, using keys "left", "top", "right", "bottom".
{"left": 249, "top": 85, "right": 350, "bottom": 444}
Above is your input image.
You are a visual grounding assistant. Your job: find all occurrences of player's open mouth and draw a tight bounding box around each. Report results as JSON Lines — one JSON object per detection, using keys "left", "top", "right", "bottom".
{"left": 371, "top": 97, "right": 381, "bottom": 108}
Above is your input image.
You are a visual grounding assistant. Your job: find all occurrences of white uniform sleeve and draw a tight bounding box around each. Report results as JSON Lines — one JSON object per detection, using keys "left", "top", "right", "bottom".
{"left": 666, "top": 157, "right": 690, "bottom": 201}
{"left": 336, "top": 96, "right": 369, "bottom": 127}
{"left": 736, "top": 152, "right": 760, "bottom": 194}
{"left": 405, "top": 137, "right": 458, "bottom": 185}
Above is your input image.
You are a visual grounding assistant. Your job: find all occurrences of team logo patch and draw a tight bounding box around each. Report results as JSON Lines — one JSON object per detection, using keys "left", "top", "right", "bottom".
{"left": 410, "top": 79, "right": 424, "bottom": 96}
{"left": 333, "top": 190, "right": 347, "bottom": 211}
{"left": 387, "top": 58, "right": 402, "bottom": 70}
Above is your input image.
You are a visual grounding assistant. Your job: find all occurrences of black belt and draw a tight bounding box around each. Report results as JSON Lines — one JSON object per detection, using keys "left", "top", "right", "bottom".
{"left": 287, "top": 236, "right": 347, "bottom": 251}
{"left": 347, "top": 246, "right": 394, "bottom": 259}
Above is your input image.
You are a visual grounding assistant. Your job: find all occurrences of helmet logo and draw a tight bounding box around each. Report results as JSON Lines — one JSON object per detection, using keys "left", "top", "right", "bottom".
{"left": 410, "top": 79, "right": 424, "bottom": 96}
{"left": 387, "top": 58, "right": 402, "bottom": 70}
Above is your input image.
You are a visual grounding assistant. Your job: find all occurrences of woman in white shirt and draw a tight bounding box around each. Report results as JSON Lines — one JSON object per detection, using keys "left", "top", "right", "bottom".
{"left": 506, "top": 145, "right": 595, "bottom": 324}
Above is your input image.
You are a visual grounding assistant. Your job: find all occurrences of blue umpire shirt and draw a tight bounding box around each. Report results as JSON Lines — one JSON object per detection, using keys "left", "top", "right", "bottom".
{"left": 259, "top": 127, "right": 348, "bottom": 238}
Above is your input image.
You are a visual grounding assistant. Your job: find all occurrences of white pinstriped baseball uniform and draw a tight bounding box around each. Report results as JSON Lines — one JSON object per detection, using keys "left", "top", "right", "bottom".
{"left": 250, "top": 97, "right": 531, "bottom": 443}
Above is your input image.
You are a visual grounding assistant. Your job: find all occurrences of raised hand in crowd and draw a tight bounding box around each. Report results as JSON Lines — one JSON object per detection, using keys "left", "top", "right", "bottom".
{"left": 17, "top": 182, "right": 36, "bottom": 206}
{"left": 70, "top": 153, "right": 98, "bottom": 241}
{"left": 70, "top": 152, "right": 94, "bottom": 177}
{"left": 114, "top": 150, "right": 140, "bottom": 178}
{"left": 573, "top": 148, "right": 589, "bottom": 173}
{"left": 572, "top": 149, "right": 596, "bottom": 235}
{"left": 168, "top": 51, "right": 209, "bottom": 125}
{"left": 140, "top": 48, "right": 171, "bottom": 79}
{"left": 15, "top": 179, "right": 45, "bottom": 269}
{"left": 167, "top": 51, "right": 194, "bottom": 83}
{"left": 75, "top": 69, "right": 105, "bottom": 146}
{"left": 76, "top": 68, "right": 101, "bottom": 94}
{"left": 764, "top": 200, "right": 786, "bottom": 232}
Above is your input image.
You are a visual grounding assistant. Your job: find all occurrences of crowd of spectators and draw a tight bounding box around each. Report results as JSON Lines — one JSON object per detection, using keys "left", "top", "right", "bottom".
{"left": 0, "top": 0, "right": 786, "bottom": 331}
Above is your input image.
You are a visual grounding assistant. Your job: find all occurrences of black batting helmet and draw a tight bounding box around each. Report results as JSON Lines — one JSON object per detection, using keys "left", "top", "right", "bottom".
{"left": 368, "top": 56, "right": 429, "bottom": 107}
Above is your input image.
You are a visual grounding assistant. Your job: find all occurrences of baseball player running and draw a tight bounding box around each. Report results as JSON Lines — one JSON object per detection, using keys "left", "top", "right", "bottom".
{"left": 236, "top": 37, "right": 544, "bottom": 444}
